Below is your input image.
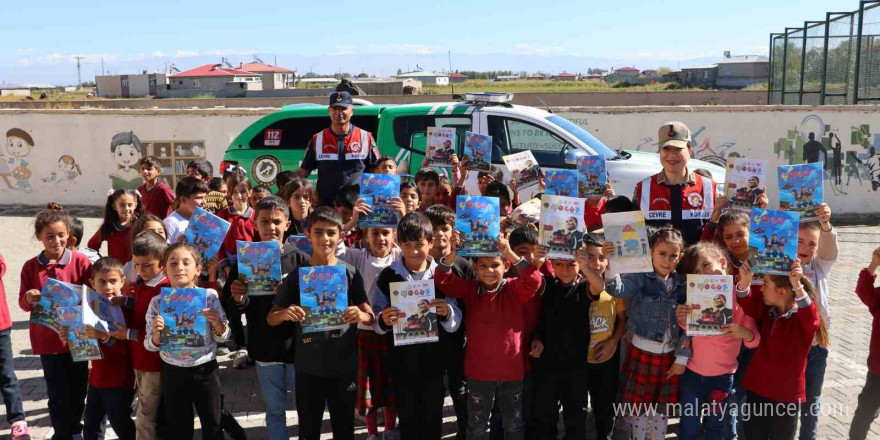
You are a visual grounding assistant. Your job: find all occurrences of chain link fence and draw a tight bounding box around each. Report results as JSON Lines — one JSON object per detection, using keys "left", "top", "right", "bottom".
{"left": 768, "top": 0, "right": 880, "bottom": 104}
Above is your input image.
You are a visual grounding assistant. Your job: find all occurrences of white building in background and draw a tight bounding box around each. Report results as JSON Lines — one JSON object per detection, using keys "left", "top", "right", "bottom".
{"left": 239, "top": 62, "right": 297, "bottom": 90}
{"left": 96, "top": 73, "right": 166, "bottom": 98}
{"left": 395, "top": 71, "right": 449, "bottom": 86}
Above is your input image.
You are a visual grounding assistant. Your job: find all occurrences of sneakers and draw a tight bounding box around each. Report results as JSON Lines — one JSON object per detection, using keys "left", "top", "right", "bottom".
{"left": 11, "top": 421, "right": 30, "bottom": 440}
{"left": 383, "top": 429, "right": 399, "bottom": 440}
{"left": 232, "top": 351, "right": 250, "bottom": 369}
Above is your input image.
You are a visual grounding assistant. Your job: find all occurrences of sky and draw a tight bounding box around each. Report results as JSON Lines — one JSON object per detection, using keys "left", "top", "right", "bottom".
{"left": 0, "top": 0, "right": 850, "bottom": 85}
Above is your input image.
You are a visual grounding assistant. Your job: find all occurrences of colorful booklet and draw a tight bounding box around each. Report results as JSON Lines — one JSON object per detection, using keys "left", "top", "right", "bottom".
{"left": 55, "top": 307, "right": 102, "bottom": 362}
{"left": 185, "top": 206, "right": 231, "bottom": 263}
{"left": 299, "top": 265, "right": 348, "bottom": 334}
{"left": 748, "top": 208, "right": 800, "bottom": 275}
{"left": 82, "top": 287, "right": 126, "bottom": 334}
{"left": 545, "top": 169, "right": 579, "bottom": 197}
{"left": 389, "top": 279, "right": 439, "bottom": 346}
{"left": 778, "top": 162, "right": 824, "bottom": 222}
{"left": 601, "top": 211, "right": 654, "bottom": 274}
{"left": 511, "top": 197, "right": 541, "bottom": 228}
{"left": 426, "top": 127, "right": 457, "bottom": 168}
{"left": 286, "top": 235, "right": 312, "bottom": 256}
{"left": 159, "top": 287, "right": 208, "bottom": 360}
{"left": 725, "top": 158, "right": 767, "bottom": 211}
{"left": 577, "top": 155, "right": 608, "bottom": 198}
{"left": 237, "top": 241, "right": 282, "bottom": 296}
{"left": 31, "top": 278, "right": 82, "bottom": 333}
{"left": 502, "top": 151, "right": 542, "bottom": 190}
{"left": 462, "top": 131, "right": 492, "bottom": 172}
{"left": 539, "top": 195, "right": 586, "bottom": 260}
{"left": 358, "top": 172, "right": 401, "bottom": 228}
{"left": 686, "top": 274, "right": 735, "bottom": 336}
{"left": 455, "top": 195, "right": 500, "bottom": 257}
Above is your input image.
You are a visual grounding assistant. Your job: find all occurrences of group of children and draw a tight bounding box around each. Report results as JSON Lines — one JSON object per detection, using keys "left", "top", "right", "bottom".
{"left": 0, "top": 152, "right": 877, "bottom": 440}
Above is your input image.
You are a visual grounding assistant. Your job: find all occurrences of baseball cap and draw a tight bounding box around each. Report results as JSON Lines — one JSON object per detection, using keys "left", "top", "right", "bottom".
{"left": 329, "top": 91, "right": 353, "bottom": 108}
{"left": 658, "top": 121, "right": 692, "bottom": 149}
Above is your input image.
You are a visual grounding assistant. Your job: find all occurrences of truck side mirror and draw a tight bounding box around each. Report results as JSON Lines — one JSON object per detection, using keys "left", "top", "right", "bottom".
{"left": 564, "top": 148, "right": 587, "bottom": 165}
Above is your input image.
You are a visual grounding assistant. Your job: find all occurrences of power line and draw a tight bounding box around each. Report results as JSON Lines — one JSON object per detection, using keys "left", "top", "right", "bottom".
{"left": 74, "top": 56, "right": 84, "bottom": 90}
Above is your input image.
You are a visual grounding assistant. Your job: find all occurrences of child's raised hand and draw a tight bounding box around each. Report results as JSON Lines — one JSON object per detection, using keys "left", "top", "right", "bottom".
{"left": 721, "top": 323, "right": 754, "bottom": 341}
{"left": 342, "top": 305, "right": 369, "bottom": 324}
{"left": 815, "top": 203, "right": 832, "bottom": 225}
{"left": 389, "top": 197, "right": 406, "bottom": 219}
{"left": 429, "top": 299, "right": 449, "bottom": 317}
{"left": 497, "top": 235, "right": 511, "bottom": 256}
{"left": 207, "top": 257, "right": 219, "bottom": 282}
{"left": 421, "top": 157, "right": 430, "bottom": 169}
{"left": 603, "top": 183, "right": 615, "bottom": 198}
{"left": 667, "top": 363, "right": 686, "bottom": 379}
{"left": 601, "top": 242, "right": 616, "bottom": 259}
{"left": 737, "top": 262, "right": 754, "bottom": 291}
{"left": 381, "top": 307, "right": 402, "bottom": 327}
{"left": 450, "top": 154, "right": 460, "bottom": 170}
{"left": 508, "top": 177, "right": 518, "bottom": 194}
{"left": 531, "top": 245, "right": 548, "bottom": 269}
{"left": 869, "top": 247, "right": 880, "bottom": 273}
{"left": 152, "top": 315, "right": 165, "bottom": 333}
{"left": 529, "top": 339, "right": 544, "bottom": 358}
{"left": 201, "top": 309, "right": 224, "bottom": 335}
{"left": 85, "top": 326, "right": 109, "bottom": 342}
{"left": 279, "top": 305, "right": 306, "bottom": 322}
{"left": 230, "top": 279, "right": 248, "bottom": 303}
{"left": 354, "top": 198, "right": 372, "bottom": 216}
{"left": 756, "top": 193, "right": 769, "bottom": 209}
{"left": 676, "top": 304, "right": 689, "bottom": 328}
{"left": 789, "top": 258, "right": 804, "bottom": 290}
{"left": 25, "top": 289, "right": 41, "bottom": 306}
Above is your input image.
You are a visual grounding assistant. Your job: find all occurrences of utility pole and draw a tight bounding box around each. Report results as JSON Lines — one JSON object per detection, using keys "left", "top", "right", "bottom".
{"left": 101, "top": 57, "right": 105, "bottom": 76}
{"left": 74, "top": 56, "right": 84, "bottom": 90}
{"left": 448, "top": 50, "right": 454, "bottom": 95}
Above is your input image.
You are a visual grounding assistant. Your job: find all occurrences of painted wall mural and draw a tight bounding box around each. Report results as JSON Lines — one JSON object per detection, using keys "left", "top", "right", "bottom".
{"left": 2, "top": 128, "right": 35, "bottom": 192}
{"left": 110, "top": 131, "right": 143, "bottom": 190}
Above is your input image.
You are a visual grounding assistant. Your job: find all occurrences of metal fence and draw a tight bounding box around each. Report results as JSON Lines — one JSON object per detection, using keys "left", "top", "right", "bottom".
{"left": 768, "top": 0, "right": 880, "bottom": 104}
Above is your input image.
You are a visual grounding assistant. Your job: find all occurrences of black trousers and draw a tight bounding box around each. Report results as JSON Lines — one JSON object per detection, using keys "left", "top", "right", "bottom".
{"left": 447, "top": 351, "right": 469, "bottom": 440}
{"left": 295, "top": 370, "right": 357, "bottom": 440}
{"left": 743, "top": 391, "right": 798, "bottom": 440}
{"left": 41, "top": 353, "right": 89, "bottom": 440}
{"left": 850, "top": 372, "right": 880, "bottom": 440}
{"left": 161, "top": 360, "right": 221, "bottom": 440}
{"left": 534, "top": 369, "right": 589, "bottom": 440}
{"left": 394, "top": 374, "right": 446, "bottom": 440}
{"left": 586, "top": 350, "right": 620, "bottom": 439}
{"left": 83, "top": 385, "right": 136, "bottom": 440}
{"left": 221, "top": 294, "right": 246, "bottom": 351}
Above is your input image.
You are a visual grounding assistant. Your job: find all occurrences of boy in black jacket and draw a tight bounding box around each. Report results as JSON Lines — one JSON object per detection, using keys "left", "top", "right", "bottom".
{"left": 372, "top": 212, "right": 462, "bottom": 439}
{"left": 533, "top": 244, "right": 593, "bottom": 440}
{"left": 227, "top": 196, "right": 303, "bottom": 440}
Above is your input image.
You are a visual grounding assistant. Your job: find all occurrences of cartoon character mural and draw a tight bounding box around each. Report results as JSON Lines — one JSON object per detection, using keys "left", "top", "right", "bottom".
{"left": 632, "top": 125, "right": 739, "bottom": 167}
{"left": 110, "top": 131, "right": 143, "bottom": 190}
{"left": 2, "top": 128, "right": 35, "bottom": 192}
{"left": 42, "top": 155, "right": 82, "bottom": 184}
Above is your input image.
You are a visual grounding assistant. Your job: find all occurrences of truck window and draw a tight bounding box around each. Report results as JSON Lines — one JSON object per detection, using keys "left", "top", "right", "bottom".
{"left": 248, "top": 115, "right": 379, "bottom": 150}
{"left": 487, "top": 116, "right": 574, "bottom": 168}
{"left": 392, "top": 115, "right": 472, "bottom": 153}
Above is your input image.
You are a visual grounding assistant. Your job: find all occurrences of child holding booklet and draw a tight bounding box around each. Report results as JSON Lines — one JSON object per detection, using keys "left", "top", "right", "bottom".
{"left": 145, "top": 243, "right": 230, "bottom": 440}
{"left": 228, "top": 196, "right": 303, "bottom": 440}
{"left": 280, "top": 178, "right": 316, "bottom": 240}
{"left": 372, "top": 213, "right": 462, "bottom": 439}
{"left": 850, "top": 246, "right": 880, "bottom": 440}
{"left": 675, "top": 242, "right": 760, "bottom": 440}
{"left": 581, "top": 226, "right": 691, "bottom": 440}
{"left": 163, "top": 177, "right": 208, "bottom": 244}
{"left": 0, "top": 254, "right": 28, "bottom": 439}
{"left": 436, "top": 229, "right": 544, "bottom": 439}
{"left": 267, "top": 207, "right": 375, "bottom": 440}
{"left": 20, "top": 205, "right": 92, "bottom": 440}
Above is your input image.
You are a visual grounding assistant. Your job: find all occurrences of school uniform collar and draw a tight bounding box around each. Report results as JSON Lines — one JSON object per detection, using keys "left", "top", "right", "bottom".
{"left": 145, "top": 273, "right": 168, "bottom": 287}
{"left": 37, "top": 249, "right": 72, "bottom": 266}
{"left": 113, "top": 222, "right": 129, "bottom": 232}
{"left": 769, "top": 304, "right": 799, "bottom": 320}
{"left": 656, "top": 168, "right": 696, "bottom": 186}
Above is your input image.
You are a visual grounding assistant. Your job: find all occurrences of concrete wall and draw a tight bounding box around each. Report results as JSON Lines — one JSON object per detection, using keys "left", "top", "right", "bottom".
{"left": 0, "top": 89, "right": 30, "bottom": 97}
{"left": 1, "top": 105, "right": 878, "bottom": 216}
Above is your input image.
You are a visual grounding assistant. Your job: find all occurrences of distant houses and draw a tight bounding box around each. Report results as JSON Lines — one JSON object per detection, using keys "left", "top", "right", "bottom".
{"left": 679, "top": 55, "right": 769, "bottom": 88}
{"left": 552, "top": 72, "right": 579, "bottom": 81}
{"left": 395, "top": 70, "right": 449, "bottom": 86}
{"left": 449, "top": 73, "right": 468, "bottom": 83}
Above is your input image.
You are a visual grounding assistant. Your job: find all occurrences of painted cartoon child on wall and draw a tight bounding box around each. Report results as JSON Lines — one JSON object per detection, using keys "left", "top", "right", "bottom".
{"left": 43, "top": 155, "right": 83, "bottom": 184}
{"left": 2, "top": 128, "right": 35, "bottom": 192}
{"left": 109, "top": 131, "right": 143, "bottom": 190}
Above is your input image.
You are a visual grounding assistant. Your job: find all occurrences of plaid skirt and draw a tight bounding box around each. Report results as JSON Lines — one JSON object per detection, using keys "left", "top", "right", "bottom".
{"left": 356, "top": 329, "right": 394, "bottom": 414}
{"left": 618, "top": 345, "right": 680, "bottom": 415}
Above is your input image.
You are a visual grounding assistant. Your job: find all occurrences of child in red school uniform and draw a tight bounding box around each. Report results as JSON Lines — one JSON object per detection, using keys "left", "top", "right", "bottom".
{"left": 19, "top": 204, "right": 92, "bottom": 440}
{"left": 850, "top": 246, "right": 880, "bottom": 440}
{"left": 88, "top": 188, "right": 144, "bottom": 262}
{"left": 280, "top": 178, "right": 316, "bottom": 240}
{"left": 0, "top": 254, "right": 29, "bottom": 438}
{"left": 62, "top": 257, "right": 135, "bottom": 440}
{"left": 138, "top": 156, "right": 175, "bottom": 219}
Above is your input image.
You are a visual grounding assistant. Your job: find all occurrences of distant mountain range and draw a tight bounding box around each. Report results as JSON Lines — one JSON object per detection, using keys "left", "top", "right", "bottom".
{"left": 2, "top": 52, "right": 731, "bottom": 86}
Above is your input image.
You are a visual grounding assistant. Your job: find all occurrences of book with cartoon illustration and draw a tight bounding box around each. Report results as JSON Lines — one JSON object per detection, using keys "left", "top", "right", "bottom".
{"left": 426, "top": 127, "right": 457, "bottom": 168}
{"left": 286, "top": 235, "right": 312, "bottom": 256}
{"left": 462, "top": 132, "right": 492, "bottom": 172}
{"left": 601, "top": 211, "right": 653, "bottom": 274}
{"left": 539, "top": 195, "right": 586, "bottom": 260}
{"left": 158, "top": 287, "right": 208, "bottom": 360}
{"left": 577, "top": 155, "right": 607, "bottom": 198}
{"left": 725, "top": 158, "right": 767, "bottom": 211}
{"left": 748, "top": 208, "right": 800, "bottom": 275}
{"left": 237, "top": 241, "right": 282, "bottom": 296}
{"left": 82, "top": 286, "right": 126, "bottom": 334}
{"left": 502, "top": 151, "right": 542, "bottom": 191}
{"left": 299, "top": 265, "right": 348, "bottom": 334}
{"left": 777, "top": 162, "right": 824, "bottom": 222}
{"left": 545, "top": 170, "right": 579, "bottom": 197}
{"left": 511, "top": 197, "right": 541, "bottom": 228}
{"left": 31, "top": 278, "right": 82, "bottom": 333}
{"left": 358, "top": 173, "right": 401, "bottom": 228}
{"left": 686, "top": 274, "right": 735, "bottom": 336}
{"left": 455, "top": 195, "right": 501, "bottom": 257}
{"left": 185, "top": 206, "right": 231, "bottom": 263}
{"left": 389, "top": 279, "right": 439, "bottom": 346}
{"left": 55, "top": 307, "right": 102, "bottom": 362}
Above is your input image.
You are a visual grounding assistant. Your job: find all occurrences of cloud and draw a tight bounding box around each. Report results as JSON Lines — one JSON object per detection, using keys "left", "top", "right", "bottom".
{"left": 327, "top": 45, "right": 356, "bottom": 56}
{"left": 152, "top": 51, "right": 164, "bottom": 57}
{"left": 205, "top": 48, "right": 260, "bottom": 56}
{"left": 16, "top": 48, "right": 34, "bottom": 55}
{"left": 15, "top": 53, "right": 116, "bottom": 67}
{"left": 173, "top": 50, "right": 201, "bottom": 58}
